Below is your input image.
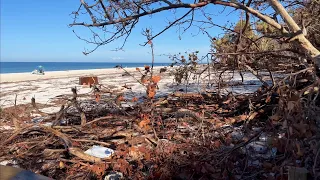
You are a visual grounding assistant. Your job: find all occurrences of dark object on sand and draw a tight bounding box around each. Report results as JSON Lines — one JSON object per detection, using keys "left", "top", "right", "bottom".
{"left": 160, "top": 67, "right": 167, "bottom": 73}
{"left": 144, "top": 65, "right": 150, "bottom": 72}
{"left": 114, "top": 65, "right": 122, "bottom": 68}
{"left": 79, "top": 76, "right": 99, "bottom": 85}
{"left": 0, "top": 165, "right": 52, "bottom": 180}
{"left": 122, "top": 71, "right": 131, "bottom": 76}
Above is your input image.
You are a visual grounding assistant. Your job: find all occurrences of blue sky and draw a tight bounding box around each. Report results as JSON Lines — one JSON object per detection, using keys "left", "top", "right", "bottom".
{"left": 1, "top": 0, "right": 240, "bottom": 62}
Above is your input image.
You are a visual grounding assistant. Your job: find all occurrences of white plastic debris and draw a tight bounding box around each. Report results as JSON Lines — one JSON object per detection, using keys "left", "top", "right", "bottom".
{"left": 104, "top": 171, "right": 123, "bottom": 180}
{"left": 0, "top": 125, "right": 14, "bottom": 130}
{"left": 32, "top": 117, "right": 44, "bottom": 123}
{"left": 259, "top": 133, "right": 268, "bottom": 141}
{"left": 0, "top": 160, "right": 19, "bottom": 168}
{"left": 39, "top": 107, "right": 62, "bottom": 114}
{"left": 30, "top": 113, "right": 42, "bottom": 118}
{"left": 247, "top": 141, "right": 268, "bottom": 154}
{"left": 84, "top": 145, "right": 114, "bottom": 158}
{"left": 42, "top": 122, "right": 53, "bottom": 127}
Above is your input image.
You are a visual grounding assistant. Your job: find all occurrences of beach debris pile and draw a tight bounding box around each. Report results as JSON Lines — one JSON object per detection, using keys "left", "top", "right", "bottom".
{"left": 0, "top": 66, "right": 319, "bottom": 180}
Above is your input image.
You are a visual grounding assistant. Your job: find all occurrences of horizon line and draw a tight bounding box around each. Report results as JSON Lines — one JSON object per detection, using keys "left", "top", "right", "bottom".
{"left": 0, "top": 61, "right": 171, "bottom": 63}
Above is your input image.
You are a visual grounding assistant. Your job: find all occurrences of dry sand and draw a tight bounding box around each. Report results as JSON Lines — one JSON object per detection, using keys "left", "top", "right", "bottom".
{"left": 0, "top": 67, "right": 173, "bottom": 108}
{"left": 0, "top": 68, "right": 129, "bottom": 83}
{"left": 0, "top": 66, "right": 263, "bottom": 110}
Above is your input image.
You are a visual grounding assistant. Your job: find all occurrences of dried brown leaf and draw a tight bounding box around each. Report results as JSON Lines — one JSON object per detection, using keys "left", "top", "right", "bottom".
{"left": 151, "top": 75, "right": 161, "bottom": 83}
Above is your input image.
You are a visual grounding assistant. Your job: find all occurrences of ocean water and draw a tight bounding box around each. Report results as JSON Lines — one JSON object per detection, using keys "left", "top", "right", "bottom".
{"left": 0, "top": 62, "right": 170, "bottom": 74}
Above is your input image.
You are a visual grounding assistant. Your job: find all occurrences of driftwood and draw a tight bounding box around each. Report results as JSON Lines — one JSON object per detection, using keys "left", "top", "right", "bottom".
{"left": 71, "top": 88, "right": 87, "bottom": 126}
{"left": 2, "top": 125, "right": 103, "bottom": 163}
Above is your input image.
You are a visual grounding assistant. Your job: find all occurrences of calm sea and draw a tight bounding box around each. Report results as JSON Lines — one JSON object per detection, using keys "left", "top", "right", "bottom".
{"left": 0, "top": 62, "right": 170, "bottom": 74}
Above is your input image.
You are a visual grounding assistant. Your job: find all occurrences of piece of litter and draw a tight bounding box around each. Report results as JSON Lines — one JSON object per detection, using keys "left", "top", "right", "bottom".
{"left": 246, "top": 141, "right": 268, "bottom": 154}
{"left": 32, "top": 117, "right": 44, "bottom": 123}
{"left": 84, "top": 145, "right": 114, "bottom": 158}
{"left": 0, "top": 160, "right": 19, "bottom": 168}
{"left": 43, "top": 122, "right": 53, "bottom": 127}
{"left": 39, "top": 107, "right": 62, "bottom": 114}
{"left": 30, "top": 113, "right": 42, "bottom": 118}
{"left": 104, "top": 171, "right": 123, "bottom": 180}
{"left": 0, "top": 125, "right": 14, "bottom": 130}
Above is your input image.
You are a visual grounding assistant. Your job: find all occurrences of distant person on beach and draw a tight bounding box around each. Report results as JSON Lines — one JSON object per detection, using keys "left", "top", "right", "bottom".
{"left": 114, "top": 65, "right": 122, "bottom": 69}
{"left": 31, "top": 65, "right": 45, "bottom": 75}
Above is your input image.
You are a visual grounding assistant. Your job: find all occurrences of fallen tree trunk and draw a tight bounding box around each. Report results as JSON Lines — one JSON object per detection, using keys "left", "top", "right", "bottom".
{"left": 268, "top": 0, "right": 320, "bottom": 76}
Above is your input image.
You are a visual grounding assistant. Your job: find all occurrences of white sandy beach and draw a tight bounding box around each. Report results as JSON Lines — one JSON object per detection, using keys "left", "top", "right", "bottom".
{"left": 0, "top": 66, "right": 263, "bottom": 110}
{"left": 0, "top": 68, "right": 132, "bottom": 83}
{"left": 0, "top": 66, "right": 176, "bottom": 108}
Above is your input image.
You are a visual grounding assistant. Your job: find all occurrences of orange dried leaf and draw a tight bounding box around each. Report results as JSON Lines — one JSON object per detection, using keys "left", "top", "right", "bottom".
{"left": 141, "top": 75, "right": 148, "bottom": 84}
{"left": 151, "top": 76, "right": 161, "bottom": 83}
{"left": 265, "top": 95, "right": 271, "bottom": 103}
{"left": 59, "top": 161, "right": 65, "bottom": 169}
{"left": 238, "top": 115, "right": 247, "bottom": 121}
{"left": 90, "top": 163, "right": 109, "bottom": 176}
{"left": 139, "top": 117, "right": 150, "bottom": 128}
{"left": 132, "top": 97, "right": 138, "bottom": 102}
{"left": 248, "top": 112, "right": 258, "bottom": 120}
{"left": 144, "top": 65, "right": 150, "bottom": 71}
{"left": 129, "top": 146, "right": 142, "bottom": 160}
{"left": 95, "top": 94, "right": 101, "bottom": 102}
{"left": 146, "top": 84, "right": 157, "bottom": 98}
{"left": 147, "top": 89, "right": 156, "bottom": 99}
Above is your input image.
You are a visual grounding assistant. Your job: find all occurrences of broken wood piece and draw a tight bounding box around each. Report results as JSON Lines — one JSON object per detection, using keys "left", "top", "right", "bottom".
{"left": 84, "top": 115, "right": 114, "bottom": 126}
{"left": 43, "top": 149, "right": 66, "bottom": 158}
{"left": 80, "top": 112, "right": 87, "bottom": 126}
{"left": 68, "top": 147, "right": 102, "bottom": 162}
{"left": 43, "top": 126, "right": 105, "bottom": 162}
{"left": 175, "top": 109, "right": 215, "bottom": 128}
{"left": 12, "top": 116, "right": 20, "bottom": 130}
{"left": 72, "top": 139, "right": 111, "bottom": 146}
{"left": 172, "top": 92, "right": 204, "bottom": 100}
{"left": 52, "top": 105, "right": 66, "bottom": 126}
{"left": 52, "top": 125, "right": 81, "bottom": 129}
{"left": 2, "top": 125, "right": 104, "bottom": 163}
{"left": 59, "top": 158, "right": 90, "bottom": 167}
{"left": 70, "top": 88, "right": 87, "bottom": 126}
